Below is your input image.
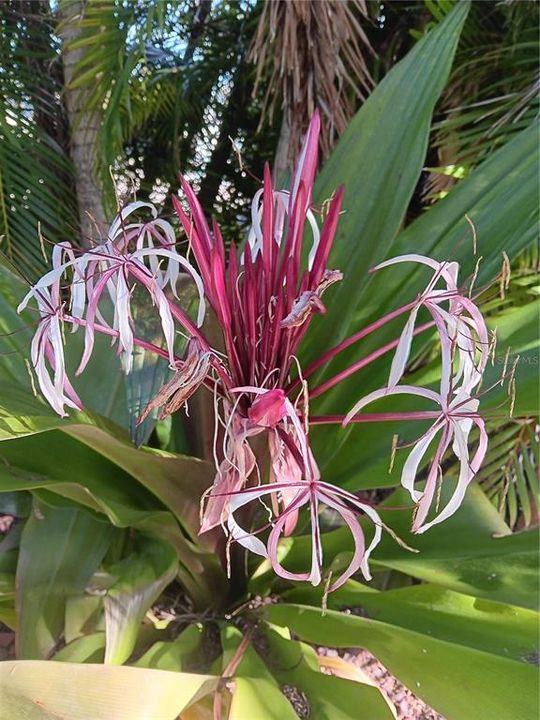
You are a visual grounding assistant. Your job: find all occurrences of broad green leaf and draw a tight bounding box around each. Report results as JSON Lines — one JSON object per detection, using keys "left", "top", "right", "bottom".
{"left": 387, "top": 123, "right": 539, "bottom": 288}
{"left": 52, "top": 633, "right": 106, "bottom": 664}
{"left": 16, "top": 498, "right": 114, "bottom": 659}
{"left": 373, "top": 487, "right": 538, "bottom": 609}
{"left": 306, "top": 2, "right": 469, "bottom": 358}
{"left": 0, "top": 661, "right": 218, "bottom": 720}
{"left": 261, "top": 627, "right": 395, "bottom": 720}
{"left": 287, "top": 584, "right": 537, "bottom": 662}
{"left": 0, "top": 430, "right": 224, "bottom": 606}
{"left": 63, "top": 423, "right": 213, "bottom": 541}
{"left": 228, "top": 677, "right": 298, "bottom": 720}
{"left": 64, "top": 594, "right": 104, "bottom": 644}
{"left": 0, "top": 376, "right": 214, "bottom": 543}
{"left": 0, "top": 382, "right": 76, "bottom": 440}
{"left": 135, "top": 625, "right": 204, "bottom": 671}
{"left": 266, "top": 604, "right": 538, "bottom": 720}
{"left": 104, "top": 535, "right": 177, "bottom": 665}
{"left": 307, "top": 123, "right": 539, "bottom": 485}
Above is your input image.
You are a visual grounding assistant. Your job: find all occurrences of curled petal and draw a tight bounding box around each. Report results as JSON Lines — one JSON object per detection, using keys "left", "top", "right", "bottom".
{"left": 372, "top": 254, "right": 459, "bottom": 290}
{"left": 226, "top": 489, "right": 271, "bottom": 557}
{"left": 324, "top": 491, "right": 383, "bottom": 584}
{"left": 318, "top": 493, "right": 365, "bottom": 591}
{"left": 131, "top": 247, "right": 206, "bottom": 327}
{"left": 401, "top": 424, "right": 445, "bottom": 503}
{"left": 414, "top": 414, "right": 488, "bottom": 534}
{"left": 344, "top": 385, "right": 441, "bottom": 426}
{"left": 108, "top": 201, "right": 157, "bottom": 241}
{"left": 388, "top": 306, "right": 420, "bottom": 388}
{"left": 411, "top": 426, "right": 453, "bottom": 531}
{"left": 267, "top": 490, "right": 320, "bottom": 585}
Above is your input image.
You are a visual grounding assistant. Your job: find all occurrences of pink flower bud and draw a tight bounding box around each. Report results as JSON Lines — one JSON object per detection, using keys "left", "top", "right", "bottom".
{"left": 248, "top": 389, "right": 288, "bottom": 428}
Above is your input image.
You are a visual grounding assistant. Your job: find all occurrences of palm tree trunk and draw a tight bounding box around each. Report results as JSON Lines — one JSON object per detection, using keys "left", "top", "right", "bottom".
{"left": 58, "top": 1, "right": 108, "bottom": 247}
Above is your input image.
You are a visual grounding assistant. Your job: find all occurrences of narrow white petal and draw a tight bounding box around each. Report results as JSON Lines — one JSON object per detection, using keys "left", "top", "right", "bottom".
{"left": 416, "top": 422, "right": 472, "bottom": 533}
{"left": 227, "top": 490, "right": 269, "bottom": 557}
{"left": 388, "top": 306, "right": 420, "bottom": 387}
{"left": 108, "top": 202, "right": 157, "bottom": 240}
{"left": 401, "top": 426, "right": 441, "bottom": 502}
{"left": 344, "top": 384, "right": 440, "bottom": 425}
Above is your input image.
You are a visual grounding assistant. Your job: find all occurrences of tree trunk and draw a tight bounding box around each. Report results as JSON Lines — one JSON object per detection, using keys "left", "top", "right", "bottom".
{"left": 58, "top": 1, "right": 108, "bottom": 247}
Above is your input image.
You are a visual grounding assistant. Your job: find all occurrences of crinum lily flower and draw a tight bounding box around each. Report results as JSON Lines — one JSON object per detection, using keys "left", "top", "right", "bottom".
{"left": 26, "top": 286, "right": 83, "bottom": 417}
{"left": 371, "top": 254, "right": 489, "bottom": 393}
{"left": 344, "top": 382, "right": 488, "bottom": 534}
{"left": 20, "top": 112, "right": 491, "bottom": 590}
{"left": 19, "top": 202, "right": 207, "bottom": 376}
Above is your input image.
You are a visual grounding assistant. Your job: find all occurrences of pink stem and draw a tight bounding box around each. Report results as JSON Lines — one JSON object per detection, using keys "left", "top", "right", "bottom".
{"left": 309, "top": 411, "right": 442, "bottom": 425}
{"left": 308, "top": 321, "right": 434, "bottom": 400}
{"left": 287, "top": 301, "right": 417, "bottom": 393}
{"left": 65, "top": 314, "right": 172, "bottom": 359}
{"left": 128, "top": 262, "right": 232, "bottom": 388}
{"left": 65, "top": 314, "right": 221, "bottom": 395}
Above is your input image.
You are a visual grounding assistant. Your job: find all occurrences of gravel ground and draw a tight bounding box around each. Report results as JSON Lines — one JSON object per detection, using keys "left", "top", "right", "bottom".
{"left": 318, "top": 646, "right": 445, "bottom": 720}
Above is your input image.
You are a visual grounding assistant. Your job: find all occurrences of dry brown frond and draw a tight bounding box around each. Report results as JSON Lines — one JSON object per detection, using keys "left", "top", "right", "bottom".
{"left": 248, "top": 0, "right": 373, "bottom": 162}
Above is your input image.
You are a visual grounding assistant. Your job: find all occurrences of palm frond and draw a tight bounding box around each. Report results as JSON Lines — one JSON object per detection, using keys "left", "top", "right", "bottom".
{"left": 422, "top": 0, "right": 539, "bottom": 201}
{"left": 477, "top": 420, "right": 539, "bottom": 532}
{"left": 248, "top": 0, "right": 374, "bottom": 160}
{"left": 0, "top": 1, "right": 77, "bottom": 278}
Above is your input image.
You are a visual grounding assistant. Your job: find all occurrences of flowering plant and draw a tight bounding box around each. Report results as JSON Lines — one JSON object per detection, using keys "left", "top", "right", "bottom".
{"left": 0, "top": 7, "right": 536, "bottom": 717}
{"left": 20, "top": 113, "right": 491, "bottom": 594}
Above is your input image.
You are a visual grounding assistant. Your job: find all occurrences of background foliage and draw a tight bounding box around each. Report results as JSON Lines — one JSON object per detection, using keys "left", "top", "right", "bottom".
{"left": 0, "top": 1, "right": 537, "bottom": 718}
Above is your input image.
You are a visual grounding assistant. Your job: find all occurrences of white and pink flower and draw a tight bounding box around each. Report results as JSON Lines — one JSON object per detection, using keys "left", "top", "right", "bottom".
{"left": 20, "top": 113, "right": 492, "bottom": 590}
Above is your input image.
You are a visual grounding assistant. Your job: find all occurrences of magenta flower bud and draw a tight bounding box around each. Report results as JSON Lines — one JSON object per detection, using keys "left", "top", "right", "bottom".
{"left": 248, "top": 389, "right": 288, "bottom": 428}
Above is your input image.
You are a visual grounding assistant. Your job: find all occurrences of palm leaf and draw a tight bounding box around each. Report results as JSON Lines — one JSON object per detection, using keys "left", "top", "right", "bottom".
{"left": 423, "top": 0, "right": 539, "bottom": 200}
{"left": 0, "top": 2, "right": 78, "bottom": 278}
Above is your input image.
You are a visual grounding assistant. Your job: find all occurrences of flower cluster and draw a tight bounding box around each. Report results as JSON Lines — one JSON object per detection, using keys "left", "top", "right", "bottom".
{"left": 20, "top": 113, "right": 489, "bottom": 591}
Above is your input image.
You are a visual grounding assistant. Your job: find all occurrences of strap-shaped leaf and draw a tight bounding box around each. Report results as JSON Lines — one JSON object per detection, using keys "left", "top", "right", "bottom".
{"left": 104, "top": 535, "right": 177, "bottom": 665}
{"left": 15, "top": 498, "right": 114, "bottom": 659}
{"left": 0, "top": 430, "right": 224, "bottom": 606}
{"left": 303, "top": 2, "right": 469, "bottom": 361}
{"left": 266, "top": 602, "right": 537, "bottom": 720}
{"left": 0, "top": 661, "right": 218, "bottom": 720}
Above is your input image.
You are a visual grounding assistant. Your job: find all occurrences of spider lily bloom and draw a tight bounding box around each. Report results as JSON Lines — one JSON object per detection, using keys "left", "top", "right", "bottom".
{"left": 19, "top": 203, "right": 207, "bottom": 384}
{"left": 224, "top": 477, "right": 382, "bottom": 592}
{"left": 26, "top": 287, "right": 82, "bottom": 417}
{"left": 344, "top": 383, "right": 488, "bottom": 534}
{"left": 21, "top": 112, "right": 490, "bottom": 589}
{"left": 372, "top": 254, "right": 489, "bottom": 393}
